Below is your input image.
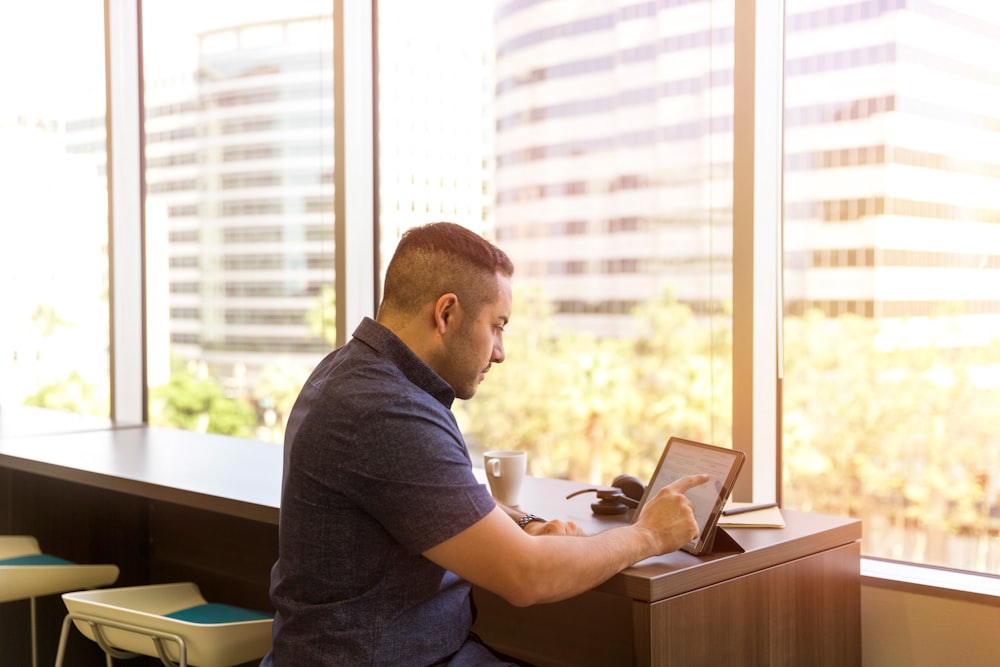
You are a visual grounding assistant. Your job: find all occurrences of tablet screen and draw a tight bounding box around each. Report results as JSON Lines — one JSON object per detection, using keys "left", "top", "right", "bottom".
{"left": 633, "top": 437, "right": 745, "bottom": 555}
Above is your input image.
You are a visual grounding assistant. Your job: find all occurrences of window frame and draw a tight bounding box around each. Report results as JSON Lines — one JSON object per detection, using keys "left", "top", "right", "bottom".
{"left": 101, "top": 0, "right": 1000, "bottom": 592}
{"left": 105, "top": 0, "right": 781, "bottom": 496}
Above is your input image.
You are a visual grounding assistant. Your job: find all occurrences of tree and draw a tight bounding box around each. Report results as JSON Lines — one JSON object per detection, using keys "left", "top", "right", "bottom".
{"left": 305, "top": 285, "right": 337, "bottom": 346}
{"left": 782, "top": 310, "right": 1000, "bottom": 568}
{"left": 455, "top": 284, "right": 728, "bottom": 484}
{"left": 149, "top": 360, "right": 257, "bottom": 437}
{"left": 23, "top": 371, "right": 108, "bottom": 416}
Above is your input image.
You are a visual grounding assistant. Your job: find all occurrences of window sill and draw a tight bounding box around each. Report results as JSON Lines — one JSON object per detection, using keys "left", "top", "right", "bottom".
{"left": 861, "top": 557, "right": 1000, "bottom": 606}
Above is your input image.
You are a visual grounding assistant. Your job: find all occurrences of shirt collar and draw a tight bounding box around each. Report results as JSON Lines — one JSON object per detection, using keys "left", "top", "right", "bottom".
{"left": 351, "top": 317, "right": 456, "bottom": 409}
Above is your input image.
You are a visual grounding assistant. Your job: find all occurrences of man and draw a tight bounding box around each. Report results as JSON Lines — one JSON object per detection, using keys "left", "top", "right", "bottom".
{"left": 262, "top": 222, "right": 708, "bottom": 665}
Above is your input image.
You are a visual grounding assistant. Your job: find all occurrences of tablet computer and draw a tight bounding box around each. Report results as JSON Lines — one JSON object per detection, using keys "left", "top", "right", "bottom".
{"left": 633, "top": 436, "right": 746, "bottom": 555}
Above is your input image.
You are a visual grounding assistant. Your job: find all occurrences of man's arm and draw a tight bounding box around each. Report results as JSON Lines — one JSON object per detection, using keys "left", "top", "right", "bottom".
{"left": 423, "top": 474, "right": 709, "bottom": 607}
{"left": 495, "top": 502, "right": 586, "bottom": 537}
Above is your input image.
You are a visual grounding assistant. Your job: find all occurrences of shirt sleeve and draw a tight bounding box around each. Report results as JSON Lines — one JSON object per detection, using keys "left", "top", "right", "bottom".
{"left": 351, "top": 393, "right": 497, "bottom": 555}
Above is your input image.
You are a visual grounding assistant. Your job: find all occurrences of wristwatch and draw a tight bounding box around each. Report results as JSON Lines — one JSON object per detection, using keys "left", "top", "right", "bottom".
{"left": 518, "top": 513, "right": 546, "bottom": 530}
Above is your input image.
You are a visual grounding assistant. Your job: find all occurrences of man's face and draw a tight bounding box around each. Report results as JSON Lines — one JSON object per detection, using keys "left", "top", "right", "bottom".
{"left": 443, "top": 273, "right": 511, "bottom": 400}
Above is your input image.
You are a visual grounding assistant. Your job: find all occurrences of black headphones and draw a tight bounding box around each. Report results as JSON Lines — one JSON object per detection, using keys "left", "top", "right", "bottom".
{"left": 565, "top": 474, "right": 646, "bottom": 515}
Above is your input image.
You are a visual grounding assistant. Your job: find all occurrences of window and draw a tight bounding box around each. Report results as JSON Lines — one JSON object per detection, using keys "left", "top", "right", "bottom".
{"left": 782, "top": 0, "right": 1000, "bottom": 574}
{"left": 0, "top": 1, "right": 109, "bottom": 416}
{"left": 9, "top": 0, "right": 995, "bottom": 580}
{"left": 378, "top": 0, "right": 734, "bottom": 483}
{"left": 141, "top": 1, "right": 335, "bottom": 439}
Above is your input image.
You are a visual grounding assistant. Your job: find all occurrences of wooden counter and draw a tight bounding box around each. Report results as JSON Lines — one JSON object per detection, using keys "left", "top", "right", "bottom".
{"left": 1, "top": 424, "right": 281, "bottom": 524}
{"left": 0, "top": 409, "right": 281, "bottom": 666}
{"left": 472, "top": 475, "right": 862, "bottom": 666}
{"left": 1, "top": 408, "right": 860, "bottom": 666}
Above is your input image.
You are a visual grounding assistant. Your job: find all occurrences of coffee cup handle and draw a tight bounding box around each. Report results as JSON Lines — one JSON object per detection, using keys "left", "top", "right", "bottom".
{"left": 489, "top": 458, "right": 501, "bottom": 477}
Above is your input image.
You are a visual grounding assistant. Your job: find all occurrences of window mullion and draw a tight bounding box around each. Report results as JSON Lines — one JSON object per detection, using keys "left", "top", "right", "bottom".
{"left": 105, "top": 0, "right": 147, "bottom": 423}
{"left": 732, "top": 0, "right": 783, "bottom": 502}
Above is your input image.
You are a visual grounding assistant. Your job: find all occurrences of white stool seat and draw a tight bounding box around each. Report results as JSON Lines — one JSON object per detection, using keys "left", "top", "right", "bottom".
{"left": 0, "top": 535, "right": 120, "bottom": 602}
{"left": 59, "top": 582, "right": 273, "bottom": 667}
{"left": 0, "top": 535, "right": 119, "bottom": 667}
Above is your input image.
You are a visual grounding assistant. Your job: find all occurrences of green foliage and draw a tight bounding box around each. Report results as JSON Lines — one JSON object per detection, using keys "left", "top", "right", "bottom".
{"left": 30, "top": 303, "right": 72, "bottom": 338}
{"left": 455, "top": 284, "right": 731, "bottom": 485}
{"left": 148, "top": 360, "right": 257, "bottom": 437}
{"left": 23, "top": 282, "right": 1000, "bottom": 569}
{"left": 781, "top": 310, "right": 1000, "bottom": 566}
{"left": 23, "top": 370, "right": 108, "bottom": 416}
{"left": 254, "top": 359, "right": 314, "bottom": 442}
{"left": 305, "top": 285, "right": 337, "bottom": 346}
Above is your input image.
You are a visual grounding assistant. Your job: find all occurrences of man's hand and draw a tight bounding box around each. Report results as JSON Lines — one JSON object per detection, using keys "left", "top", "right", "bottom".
{"left": 633, "top": 474, "right": 711, "bottom": 554}
{"left": 523, "top": 518, "right": 585, "bottom": 536}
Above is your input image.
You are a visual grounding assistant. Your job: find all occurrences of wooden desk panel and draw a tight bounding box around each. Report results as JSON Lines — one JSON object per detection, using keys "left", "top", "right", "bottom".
{"left": 473, "top": 588, "right": 634, "bottom": 667}
{"left": 475, "top": 476, "right": 862, "bottom": 666}
{"left": 643, "top": 542, "right": 861, "bottom": 666}
{"left": 475, "top": 541, "right": 861, "bottom": 666}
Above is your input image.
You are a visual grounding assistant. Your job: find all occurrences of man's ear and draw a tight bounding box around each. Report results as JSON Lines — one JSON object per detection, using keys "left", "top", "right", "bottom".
{"left": 433, "top": 293, "right": 460, "bottom": 334}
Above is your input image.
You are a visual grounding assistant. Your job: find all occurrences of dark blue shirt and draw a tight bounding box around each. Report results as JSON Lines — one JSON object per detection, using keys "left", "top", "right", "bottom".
{"left": 262, "top": 318, "right": 500, "bottom": 666}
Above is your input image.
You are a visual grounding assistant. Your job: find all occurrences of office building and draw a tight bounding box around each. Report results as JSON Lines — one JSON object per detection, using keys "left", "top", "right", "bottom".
{"left": 492, "top": 0, "right": 1000, "bottom": 339}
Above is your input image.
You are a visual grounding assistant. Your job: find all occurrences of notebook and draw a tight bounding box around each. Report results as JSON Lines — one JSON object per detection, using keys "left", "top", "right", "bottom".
{"left": 632, "top": 436, "right": 746, "bottom": 555}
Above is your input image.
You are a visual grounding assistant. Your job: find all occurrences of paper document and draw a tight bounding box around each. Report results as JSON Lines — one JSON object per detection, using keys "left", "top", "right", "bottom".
{"left": 718, "top": 502, "right": 785, "bottom": 528}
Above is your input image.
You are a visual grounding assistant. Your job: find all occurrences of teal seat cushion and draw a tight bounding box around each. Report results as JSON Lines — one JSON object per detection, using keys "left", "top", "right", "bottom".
{"left": 164, "top": 603, "right": 273, "bottom": 624}
{"left": 0, "top": 554, "right": 75, "bottom": 566}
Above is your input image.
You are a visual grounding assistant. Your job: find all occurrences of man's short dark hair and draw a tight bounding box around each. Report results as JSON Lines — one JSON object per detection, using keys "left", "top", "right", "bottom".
{"left": 380, "top": 222, "right": 514, "bottom": 318}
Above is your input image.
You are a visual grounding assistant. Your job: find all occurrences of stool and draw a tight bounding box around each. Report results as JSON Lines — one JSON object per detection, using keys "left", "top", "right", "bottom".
{"left": 56, "top": 582, "right": 274, "bottom": 667}
{"left": 0, "top": 535, "right": 119, "bottom": 667}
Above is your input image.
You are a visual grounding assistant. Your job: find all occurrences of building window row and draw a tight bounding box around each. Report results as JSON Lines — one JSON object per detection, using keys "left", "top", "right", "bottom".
{"left": 787, "top": 299, "right": 1000, "bottom": 319}
{"left": 785, "top": 43, "right": 894, "bottom": 77}
{"left": 169, "top": 308, "right": 199, "bottom": 320}
{"left": 220, "top": 172, "right": 282, "bottom": 189}
{"left": 148, "top": 179, "right": 198, "bottom": 194}
{"left": 220, "top": 117, "right": 278, "bottom": 135}
{"left": 169, "top": 282, "right": 199, "bottom": 294}
{"left": 221, "top": 254, "right": 333, "bottom": 271}
{"left": 147, "top": 126, "right": 198, "bottom": 144}
{"left": 554, "top": 299, "right": 641, "bottom": 316}
{"left": 222, "top": 144, "right": 280, "bottom": 161}
{"left": 222, "top": 226, "right": 283, "bottom": 243}
{"left": 496, "top": 117, "right": 729, "bottom": 168}
{"left": 168, "top": 230, "right": 200, "bottom": 244}
{"left": 495, "top": 164, "right": 724, "bottom": 202}
{"left": 496, "top": 215, "right": 724, "bottom": 242}
{"left": 807, "top": 247, "right": 1000, "bottom": 269}
{"left": 224, "top": 309, "right": 308, "bottom": 326}
{"left": 146, "top": 99, "right": 200, "bottom": 120}
{"left": 221, "top": 200, "right": 282, "bottom": 216}
{"left": 552, "top": 297, "right": 723, "bottom": 317}
{"left": 169, "top": 256, "right": 199, "bottom": 269}
{"left": 787, "top": 197, "right": 1000, "bottom": 225}
{"left": 168, "top": 205, "right": 198, "bottom": 218}
{"left": 148, "top": 153, "right": 197, "bottom": 168}
{"left": 222, "top": 281, "right": 323, "bottom": 298}
{"left": 789, "top": 0, "right": 993, "bottom": 46}
{"left": 203, "top": 336, "right": 329, "bottom": 354}
{"left": 207, "top": 87, "right": 281, "bottom": 108}
{"left": 787, "top": 0, "right": 900, "bottom": 33}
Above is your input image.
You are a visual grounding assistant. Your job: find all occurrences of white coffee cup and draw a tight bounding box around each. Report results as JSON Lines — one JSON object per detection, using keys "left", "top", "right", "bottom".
{"left": 483, "top": 450, "right": 527, "bottom": 507}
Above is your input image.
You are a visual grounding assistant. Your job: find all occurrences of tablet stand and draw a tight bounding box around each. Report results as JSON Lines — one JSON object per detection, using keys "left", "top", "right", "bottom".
{"left": 686, "top": 524, "right": 745, "bottom": 555}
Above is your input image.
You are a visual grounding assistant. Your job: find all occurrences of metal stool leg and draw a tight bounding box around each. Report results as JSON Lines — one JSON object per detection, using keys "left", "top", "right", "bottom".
{"left": 55, "top": 612, "right": 186, "bottom": 667}
{"left": 55, "top": 614, "right": 73, "bottom": 667}
{"left": 29, "top": 596, "right": 37, "bottom": 667}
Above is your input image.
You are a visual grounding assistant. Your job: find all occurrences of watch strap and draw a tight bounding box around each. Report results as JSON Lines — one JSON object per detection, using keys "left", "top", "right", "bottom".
{"left": 518, "top": 513, "right": 546, "bottom": 529}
